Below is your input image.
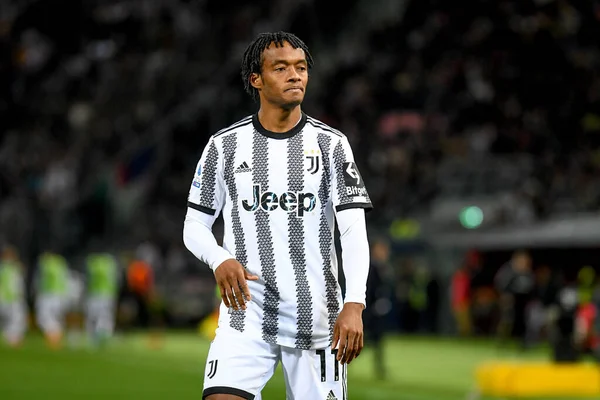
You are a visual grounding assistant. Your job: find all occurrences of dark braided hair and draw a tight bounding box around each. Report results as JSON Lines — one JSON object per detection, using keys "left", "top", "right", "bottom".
{"left": 241, "top": 31, "right": 314, "bottom": 102}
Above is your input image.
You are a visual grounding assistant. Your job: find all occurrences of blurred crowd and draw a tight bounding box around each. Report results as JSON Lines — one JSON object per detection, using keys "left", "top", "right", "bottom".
{"left": 449, "top": 248, "right": 600, "bottom": 361}
{"left": 2, "top": 0, "right": 600, "bottom": 257}
{"left": 1, "top": 1, "right": 600, "bottom": 337}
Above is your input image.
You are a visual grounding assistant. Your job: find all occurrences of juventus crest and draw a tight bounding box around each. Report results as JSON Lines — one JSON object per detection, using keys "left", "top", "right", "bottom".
{"left": 305, "top": 149, "right": 321, "bottom": 174}
{"left": 207, "top": 359, "right": 218, "bottom": 379}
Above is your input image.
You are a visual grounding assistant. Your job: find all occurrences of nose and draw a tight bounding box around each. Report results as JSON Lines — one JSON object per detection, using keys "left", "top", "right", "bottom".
{"left": 288, "top": 69, "right": 301, "bottom": 82}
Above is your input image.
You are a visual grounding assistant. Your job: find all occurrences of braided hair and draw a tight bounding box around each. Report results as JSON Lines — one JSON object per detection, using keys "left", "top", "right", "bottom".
{"left": 241, "top": 31, "right": 314, "bottom": 102}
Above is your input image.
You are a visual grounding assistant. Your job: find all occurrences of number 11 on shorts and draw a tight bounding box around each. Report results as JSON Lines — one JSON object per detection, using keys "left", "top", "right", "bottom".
{"left": 317, "top": 349, "right": 339, "bottom": 382}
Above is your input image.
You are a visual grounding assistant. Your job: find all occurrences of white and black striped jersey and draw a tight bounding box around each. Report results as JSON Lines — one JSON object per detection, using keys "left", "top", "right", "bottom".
{"left": 187, "top": 113, "right": 372, "bottom": 350}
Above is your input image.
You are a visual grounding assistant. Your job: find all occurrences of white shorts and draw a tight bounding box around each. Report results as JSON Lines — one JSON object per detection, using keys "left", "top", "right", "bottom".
{"left": 202, "top": 326, "right": 347, "bottom": 400}
{"left": 85, "top": 297, "right": 116, "bottom": 335}
{"left": 36, "top": 295, "right": 67, "bottom": 334}
{"left": 0, "top": 302, "right": 27, "bottom": 341}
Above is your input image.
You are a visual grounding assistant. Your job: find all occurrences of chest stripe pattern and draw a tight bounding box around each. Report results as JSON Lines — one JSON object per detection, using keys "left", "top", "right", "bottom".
{"left": 252, "top": 131, "right": 280, "bottom": 343}
{"left": 223, "top": 133, "right": 248, "bottom": 332}
{"left": 317, "top": 133, "right": 338, "bottom": 343}
{"left": 287, "top": 132, "right": 313, "bottom": 349}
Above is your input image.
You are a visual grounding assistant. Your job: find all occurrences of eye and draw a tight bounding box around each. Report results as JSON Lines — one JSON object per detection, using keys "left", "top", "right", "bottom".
{"left": 298, "top": 66, "right": 307, "bottom": 71}
{"left": 275, "top": 67, "right": 286, "bottom": 72}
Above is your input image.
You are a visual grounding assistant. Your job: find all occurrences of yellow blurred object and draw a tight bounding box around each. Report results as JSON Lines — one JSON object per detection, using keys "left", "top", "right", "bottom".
{"left": 476, "top": 361, "right": 600, "bottom": 397}
{"left": 578, "top": 266, "right": 596, "bottom": 304}
{"left": 198, "top": 311, "right": 219, "bottom": 340}
{"left": 579, "top": 266, "right": 596, "bottom": 285}
{"left": 147, "top": 332, "right": 164, "bottom": 350}
{"left": 389, "top": 218, "right": 420, "bottom": 239}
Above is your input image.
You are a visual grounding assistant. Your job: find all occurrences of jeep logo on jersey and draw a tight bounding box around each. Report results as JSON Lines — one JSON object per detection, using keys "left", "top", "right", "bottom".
{"left": 343, "top": 162, "right": 368, "bottom": 197}
{"left": 242, "top": 185, "right": 316, "bottom": 216}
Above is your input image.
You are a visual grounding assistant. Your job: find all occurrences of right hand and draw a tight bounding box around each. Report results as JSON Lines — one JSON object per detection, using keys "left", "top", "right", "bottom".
{"left": 214, "top": 259, "right": 259, "bottom": 311}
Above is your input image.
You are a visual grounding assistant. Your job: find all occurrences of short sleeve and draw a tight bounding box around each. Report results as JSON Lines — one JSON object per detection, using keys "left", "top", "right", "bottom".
{"left": 331, "top": 136, "right": 373, "bottom": 213}
{"left": 187, "top": 137, "right": 225, "bottom": 216}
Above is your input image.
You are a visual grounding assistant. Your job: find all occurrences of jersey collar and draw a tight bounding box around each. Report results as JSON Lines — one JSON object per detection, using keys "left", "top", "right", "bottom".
{"left": 252, "top": 112, "right": 307, "bottom": 140}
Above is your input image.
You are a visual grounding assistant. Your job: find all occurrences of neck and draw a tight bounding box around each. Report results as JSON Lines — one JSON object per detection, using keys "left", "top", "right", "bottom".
{"left": 257, "top": 105, "right": 302, "bottom": 133}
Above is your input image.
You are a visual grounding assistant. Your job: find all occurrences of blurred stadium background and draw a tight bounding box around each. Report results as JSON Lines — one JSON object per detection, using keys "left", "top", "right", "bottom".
{"left": 2, "top": 0, "right": 600, "bottom": 399}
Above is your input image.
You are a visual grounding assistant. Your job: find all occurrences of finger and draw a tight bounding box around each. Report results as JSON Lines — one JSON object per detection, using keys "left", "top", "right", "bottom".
{"left": 233, "top": 277, "right": 246, "bottom": 310}
{"left": 224, "top": 279, "right": 238, "bottom": 310}
{"left": 343, "top": 332, "right": 356, "bottom": 364}
{"left": 240, "top": 278, "right": 252, "bottom": 303}
{"left": 348, "top": 333, "right": 360, "bottom": 364}
{"left": 225, "top": 285, "right": 236, "bottom": 310}
{"left": 356, "top": 332, "right": 364, "bottom": 358}
{"left": 244, "top": 270, "right": 259, "bottom": 281}
{"left": 226, "top": 276, "right": 242, "bottom": 310}
{"left": 219, "top": 285, "right": 231, "bottom": 308}
{"left": 225, "top": 276, "right": 238, "bottom": 310}
{"left": 332, "top": 324, "right": 340, "bottom": 353}
{"left": 337, "top": 331, "right": 347, "bottom": 363}
{"left": 351, "top": 333, "right": 361, "bottom": 363}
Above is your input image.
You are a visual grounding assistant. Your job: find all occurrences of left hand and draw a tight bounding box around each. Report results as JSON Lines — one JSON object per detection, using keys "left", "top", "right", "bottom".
{"left": 332, "top": 302, "right": 364, "bottom": 365}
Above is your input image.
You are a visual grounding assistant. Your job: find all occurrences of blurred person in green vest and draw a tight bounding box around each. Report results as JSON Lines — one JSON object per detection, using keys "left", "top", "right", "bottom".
{"left": 35, "top": 247, "right": 69, "bottom": 349}
{"left": 85, "top": 251, "right": 121, "bottom": 347}
{"left": 408, "top": 265, "right": 431, "bottom": 331}
{"left": 0, "top": 245, "right": 28, "bottom": 347}
{"left": 578, "top": 266, "right": 596, "bottom": 306}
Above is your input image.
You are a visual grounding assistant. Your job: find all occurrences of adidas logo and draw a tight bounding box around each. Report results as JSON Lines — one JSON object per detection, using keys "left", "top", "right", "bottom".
{"left": 326, "top": 390, "right": 338, "bottom": 400}
{"left": 235, "top": 161, "right": 252, "bottom": 173}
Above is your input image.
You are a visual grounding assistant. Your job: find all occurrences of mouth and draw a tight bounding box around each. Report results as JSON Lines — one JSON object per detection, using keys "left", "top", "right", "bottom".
{"left": 285, "top": 87, "right": 304, "bottom": 92}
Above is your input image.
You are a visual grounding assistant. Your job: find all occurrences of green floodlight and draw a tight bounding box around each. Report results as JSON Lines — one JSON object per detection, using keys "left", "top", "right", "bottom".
{"left": 459, "top": 206, "right": 483, "bottom": 229}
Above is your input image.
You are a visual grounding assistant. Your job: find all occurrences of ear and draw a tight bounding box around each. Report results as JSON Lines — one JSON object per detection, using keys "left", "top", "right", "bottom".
{"left": 250, "top": 72, "right": 262, "bottom": 90}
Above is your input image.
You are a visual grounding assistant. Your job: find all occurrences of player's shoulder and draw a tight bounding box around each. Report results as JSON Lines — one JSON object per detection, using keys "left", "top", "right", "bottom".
{"left": 304, "top": 115, "right": 345, "bottom": 139}
{"left": 211, "top": 115, "right": 254, "bottom": 139}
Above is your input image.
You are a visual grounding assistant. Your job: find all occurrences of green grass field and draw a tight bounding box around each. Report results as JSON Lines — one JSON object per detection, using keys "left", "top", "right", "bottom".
{"left": 0, "top": 333, "right": 596, "bottom": 400}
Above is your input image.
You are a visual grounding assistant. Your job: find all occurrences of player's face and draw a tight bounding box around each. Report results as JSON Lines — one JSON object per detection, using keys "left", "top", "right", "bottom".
{"left": 252, "top": 41, "right": 308, "bottom": 109}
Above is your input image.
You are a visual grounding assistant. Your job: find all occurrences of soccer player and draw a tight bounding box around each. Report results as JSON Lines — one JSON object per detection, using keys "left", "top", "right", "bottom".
{"left": 0, "top": 245, "right": 27, "bottom": 347}
{"left": 85, "top": 252, "right": 120, "bottom": 347}
{"left": 183, "top": 32, "right": 372, "bottom": 400}
{"left": 35, "top": 249, "right": 69, "bottom": 348}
